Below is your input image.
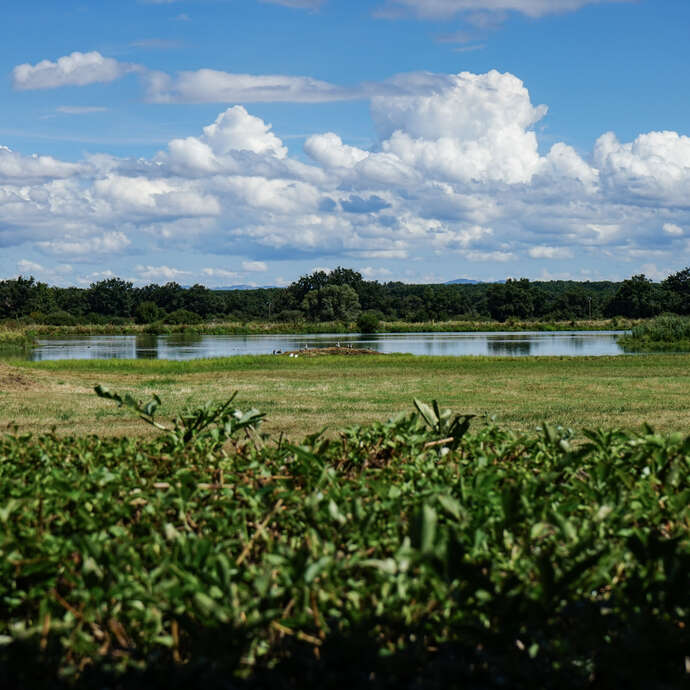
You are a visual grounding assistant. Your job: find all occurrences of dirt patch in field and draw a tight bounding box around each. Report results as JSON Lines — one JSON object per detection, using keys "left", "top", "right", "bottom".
{"left": 0, "top": 363, "right": 34, "bottom": 390}
{"left": 281, "top": 347, "right": 381, "bottom": 357}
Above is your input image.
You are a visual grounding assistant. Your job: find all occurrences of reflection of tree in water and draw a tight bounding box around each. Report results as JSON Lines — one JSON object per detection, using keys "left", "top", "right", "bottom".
{"left": 135, "top": 335, "right": 159, "bottom": 360}
{"left": 487, "top": 339, "right": 532, "bottom": 356}
{"left": 568, "top": 337, "right": 586, "bottom": 350}
{"left": 167, "top": 333, "right": 203, "bottom": 347}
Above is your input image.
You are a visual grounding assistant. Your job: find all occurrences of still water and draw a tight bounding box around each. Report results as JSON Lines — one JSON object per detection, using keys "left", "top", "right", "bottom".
{"left": 27, "top": 331, "right": 626, "bottom": 361}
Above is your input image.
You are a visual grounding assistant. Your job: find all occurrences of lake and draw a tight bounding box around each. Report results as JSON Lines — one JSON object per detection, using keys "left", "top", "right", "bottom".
{"left": 26, "top": 331, "right": 627, "bottom": 361}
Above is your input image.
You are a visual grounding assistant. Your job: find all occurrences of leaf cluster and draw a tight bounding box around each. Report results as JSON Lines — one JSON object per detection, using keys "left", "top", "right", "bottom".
{"left": 0, "top": 396, "right": 688, "bottom": 688}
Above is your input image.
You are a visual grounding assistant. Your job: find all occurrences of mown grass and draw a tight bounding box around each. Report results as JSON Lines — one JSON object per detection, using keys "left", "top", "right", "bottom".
{"left": 3, "top": 353, "right": 690, "bottom": 438}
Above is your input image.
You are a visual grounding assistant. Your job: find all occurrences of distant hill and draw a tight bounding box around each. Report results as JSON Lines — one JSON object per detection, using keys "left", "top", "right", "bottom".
{"left": 445, "top": 278, "right": 482, "bottom": 285}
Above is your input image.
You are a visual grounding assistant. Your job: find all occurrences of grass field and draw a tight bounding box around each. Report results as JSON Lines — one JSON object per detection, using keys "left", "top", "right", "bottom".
{"left": 1, "top": 353, "right": 689, "bottom": 438}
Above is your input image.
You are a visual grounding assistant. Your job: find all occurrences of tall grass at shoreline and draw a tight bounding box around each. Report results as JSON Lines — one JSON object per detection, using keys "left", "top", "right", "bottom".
{"left": 0, "top": 317, "right": 636, "bottom": 343}
{"left": 619, "top": 314, "right": 690, "bottom": 351}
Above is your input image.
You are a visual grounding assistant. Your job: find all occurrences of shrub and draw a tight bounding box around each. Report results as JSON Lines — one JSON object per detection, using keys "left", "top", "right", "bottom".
{"left": 42, "top": 310, "right": 78, "bottom": 326}
{"left": 357, "top": 310, "right": 381, "bottom": 333}
{"left": 135, "top": 300, "right": 164, "bottom": 324}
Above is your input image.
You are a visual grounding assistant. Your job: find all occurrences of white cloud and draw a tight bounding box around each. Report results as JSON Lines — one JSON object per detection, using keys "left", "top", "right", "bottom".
{"left": 201, "top": 267, "right": 241, "bottom": 280}
{"left": 135, "top": 265, "right": 191, "bottom": 282}
{"left": 17, "top": 259, "right": 46, "bottom": 274}
{"left": 92, "top": 175, "right": 221, "bottom": 217}
{"left": 12, "top": 52, "right": 137, "bottom": 90}
{"left": 594, "top": 130, "right": 690, "bottom": 203}
{"left": 528, "top": 245, "right": 574, "bottom": 259}
{"left": 56, "top": 106, "right": 109, "bottom": 115}
{"left": 242, "top": 260, "right": 268, "bottom": 272}
{"left": 0, "top": 146, "right": 81, "bottom": 181}
{"left": 259, "top": 0, "right": 324, "bottom": 8}
{"left": 304, "top": 133, "right": 369, "bottom": 168}
{"left": 15, "top": 259, "right": 74, "bottom": 285}
{"left": 376, "top": 0, "right": 630, "bottom": 20}
{"left": 3, "top": 68, "right": 690, "bottom": 284}
{"left": 36, "top": 232, "right": 131, "bottom": 256}
{"left": 360, "top": 266, "right": 393, "bottom": 279}
{"left": 162, "top": 106, "right": 288, "bottom": 174}
{"left": 370, "top": 70, "right": 548, "bottom": 184}
{"left": 663, "top": 223, "right": 684, "bottom": 236}
{"left": 146, "top": 69, "right": 355, "bottom": 103}
{"left": 465, "top": 250, "right": 515, "bottom": 262}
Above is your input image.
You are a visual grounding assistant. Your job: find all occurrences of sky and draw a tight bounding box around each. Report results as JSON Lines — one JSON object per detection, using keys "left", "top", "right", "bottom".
{"left": 1, "top": 0, "right": 689, "bottom": 288}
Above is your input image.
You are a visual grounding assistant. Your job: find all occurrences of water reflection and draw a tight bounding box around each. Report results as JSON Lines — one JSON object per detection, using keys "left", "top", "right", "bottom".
{"left": 26, "top": 330, "right": 627, "bottom": 361}
{"left": 487, "top": 339, "right": 532, "bottom": 356}
{"left": 134, "top": 335, "right": 159, "bottom": 360}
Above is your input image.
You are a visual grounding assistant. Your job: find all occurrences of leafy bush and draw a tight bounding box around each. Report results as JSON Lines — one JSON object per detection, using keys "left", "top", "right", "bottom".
{"left": 41, "top": 310, "right": 78, "bottom": 326}
{"left": 275, "top": 309, "right": 304, "bottom": 324}
{"left": 135, "top": 300, "right": 165, "bottom": 324}
{"left": 0, "top": 394, "right": 688, "bottom": 688}
{"left": 357, "top": 310, "right": 381, "bottom": 333}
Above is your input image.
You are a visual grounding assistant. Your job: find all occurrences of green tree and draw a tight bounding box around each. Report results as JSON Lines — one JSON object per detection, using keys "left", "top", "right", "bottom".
{"left": 604, "top": 274, "right": 664, "bottom": 318}
{"left": 87, "top": 278, "right": 134, "bottom": 317}
{"left": 301, "top": 284, "right": 361, "bottom": 322}
{"left": 357, "top": 310, "right": 381, "bottom": 333}
{"left": 486, "top": 279, "right": 535, "bottom": 321}
{"left": 135, "top": 301, "right": 164, "bottom": 324}
{"left": 662, "top": 267, "right": 690, "bottom": 314}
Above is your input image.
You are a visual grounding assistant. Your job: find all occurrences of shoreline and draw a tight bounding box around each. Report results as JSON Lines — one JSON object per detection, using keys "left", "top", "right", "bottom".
{"left": 1, "top": 317, "right": 639, "bottom": 345}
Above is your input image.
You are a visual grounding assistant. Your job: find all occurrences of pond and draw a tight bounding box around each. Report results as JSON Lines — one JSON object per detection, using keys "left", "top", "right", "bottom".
{"left": 25, "top": 331, "right": 627, "bottom": 361}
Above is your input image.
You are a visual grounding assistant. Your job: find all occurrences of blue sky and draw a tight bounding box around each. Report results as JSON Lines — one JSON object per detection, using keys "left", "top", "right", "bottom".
{"left": 1, "top": 0, "right": 689, "bottom": 287}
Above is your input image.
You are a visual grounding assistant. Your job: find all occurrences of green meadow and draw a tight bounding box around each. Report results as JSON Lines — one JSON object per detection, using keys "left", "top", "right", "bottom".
{"left": 2, "top": 353, "right": 689, "bottom": 438}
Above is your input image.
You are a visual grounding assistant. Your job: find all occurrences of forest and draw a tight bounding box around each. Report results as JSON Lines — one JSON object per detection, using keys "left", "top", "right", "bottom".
{"left": 0, "top": 266, "right": 688, "bottom": 325}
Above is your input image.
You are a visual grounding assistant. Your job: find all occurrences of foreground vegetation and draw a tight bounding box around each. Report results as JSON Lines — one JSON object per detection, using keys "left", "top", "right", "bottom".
{"left": 3, "top": 354, "right": 690, "bottom": 437}
{"left": 0, "top": 392, "right": 688, "bottom": 688}
{"left": 619, "top": 314, "right": 690, "bottom": 352}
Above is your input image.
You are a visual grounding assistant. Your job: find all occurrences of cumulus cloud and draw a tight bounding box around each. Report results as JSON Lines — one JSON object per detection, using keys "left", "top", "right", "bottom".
{"left": 370, "top": 70, "right": 548, "bottom": 184}
{"left": 0, "top": 146, "right": 81, "bottom": 181}
{"left": 161, "top": 106, "right": 288, "bottom": 175}
{"left": 12, "top": 52, "right": 137, "bottom": 90}
{"left": 3, "top": 67, "right": 690, "bottom": 283}
{"left": 594, "top": 130, "right": 690, "bottom": 203}
{"left": 304, "top": 133, "right": 369, "bottom": 168}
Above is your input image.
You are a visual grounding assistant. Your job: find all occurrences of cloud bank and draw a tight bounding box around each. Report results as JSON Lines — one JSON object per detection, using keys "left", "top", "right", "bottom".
{"left": 3, "top": 68, "right": 689, "bottom": 285}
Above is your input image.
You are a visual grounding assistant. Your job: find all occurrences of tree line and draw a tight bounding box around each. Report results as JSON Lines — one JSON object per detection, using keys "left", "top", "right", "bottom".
{"left": 0, "top": 267, "right": 688, "bottom": 325}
